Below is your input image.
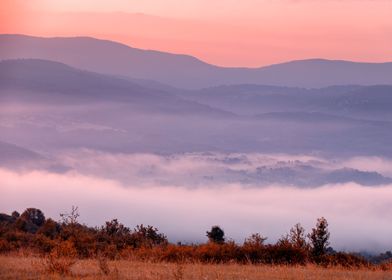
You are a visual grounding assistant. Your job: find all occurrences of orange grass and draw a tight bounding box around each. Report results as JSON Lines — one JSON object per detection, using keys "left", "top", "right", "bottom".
{"left": 0, "top": 255, "right": 391, "bottom": 280}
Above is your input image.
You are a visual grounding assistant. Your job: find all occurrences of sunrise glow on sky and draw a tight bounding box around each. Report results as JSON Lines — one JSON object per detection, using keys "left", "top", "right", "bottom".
{"left": 1, "top": 0, "right": 392, "bottom": 66}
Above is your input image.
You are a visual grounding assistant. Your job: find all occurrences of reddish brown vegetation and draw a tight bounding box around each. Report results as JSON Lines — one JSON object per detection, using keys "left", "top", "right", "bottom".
{"left": 0, "top": 206, "right": 390, "bottom": 273}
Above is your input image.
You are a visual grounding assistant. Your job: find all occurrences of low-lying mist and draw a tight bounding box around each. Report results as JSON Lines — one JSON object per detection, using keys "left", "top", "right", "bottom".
{"left": 53, "top": 150, "right": 392, "bottom": 187}
{"left": 1, "top": 151, "right": 392, "bottom": 253}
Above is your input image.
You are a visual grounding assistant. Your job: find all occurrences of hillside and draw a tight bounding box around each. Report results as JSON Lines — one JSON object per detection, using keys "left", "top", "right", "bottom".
{"left": 1, "top": 34, "right": 392, "bottom": 89}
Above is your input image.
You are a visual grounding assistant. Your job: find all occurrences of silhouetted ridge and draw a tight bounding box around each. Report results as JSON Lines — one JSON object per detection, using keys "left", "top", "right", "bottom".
{"left": 1, "top": 34, "right": 392, "bottom": 89}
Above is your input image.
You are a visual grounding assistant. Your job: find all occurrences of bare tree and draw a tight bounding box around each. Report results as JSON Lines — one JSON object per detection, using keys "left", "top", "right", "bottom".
{"left": 289, "top": 223, "right": 307, "bottom": 249}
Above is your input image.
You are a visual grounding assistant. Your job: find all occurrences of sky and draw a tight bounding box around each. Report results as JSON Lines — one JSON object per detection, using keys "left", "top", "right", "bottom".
{"left": 1, "top": 0, "right": 392, "bottom": 67}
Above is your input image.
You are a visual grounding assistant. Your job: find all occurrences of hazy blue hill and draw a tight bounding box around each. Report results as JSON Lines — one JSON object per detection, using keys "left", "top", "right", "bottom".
{"left": 0, "top": 140, "right": 69, "bottom": 172}
{"left": 0, "top": 59, "right": 234, "bottom": 117}
{"left": 0, "top": 141, "right": 43, "bottom": 162}
{"left": 255, "top": 112, "right": 363, "bottom": 123}
{"left": 181, "top": 84, "right": 392, "bottom": 120}
{"left": 322, "top": 85, "right": 392, "bottom": 118}
{"left": 0, "top": 38, "right": 392, "bottom": 159}
{"left": 250, "top": 59, "right": 392, "bottom": 88}
{"left": 0, "top": 34, "right": 216, "bottom": 89}
{"left": 0, "top": 59, "right": 391, "bottom": 156}
{"left": 1, "top": 34, "right": 392, "bottom": 89}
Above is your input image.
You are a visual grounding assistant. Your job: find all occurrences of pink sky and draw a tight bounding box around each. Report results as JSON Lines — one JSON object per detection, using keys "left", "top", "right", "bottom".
{"left": 1, "top": 0, "right": 392, "bottom": 67}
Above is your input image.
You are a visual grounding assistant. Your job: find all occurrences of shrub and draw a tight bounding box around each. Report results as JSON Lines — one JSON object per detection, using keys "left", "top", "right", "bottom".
{"left": 37, "top": 218, "right": 60, "bottom": 239}
{"left": 154, "top": 244, "right": 195, "bottom": 263}
{"left": 16, "top": 208, "right": 45, "bottom": 233}
{"left": 0, "top": 239, "right": 11, "bottom": 253}
{"left": 268, "top": 243, "right": 308, "bottom": 265}
{"left": 289, "top": 223, "right": 308, "bottom": 250}
{"left": 131, "top": 224, "right": 168, "bottom": 248}
{"left": 97, "top": 255, "right": 110, "bottom": 275}
{"left": 242, "top": 233, "right": 267, "bottom": 264}
{"left": 195, "top": 241, "right": 242, "bottom": 263}
{"left": 32, "top": 234, "right": 55, "bottom": 253}
{"left": 322, "top": 252, "right": 369, "bottom": 268}
{"left": 45, "top": 240, "right": 77, "bottom": 275}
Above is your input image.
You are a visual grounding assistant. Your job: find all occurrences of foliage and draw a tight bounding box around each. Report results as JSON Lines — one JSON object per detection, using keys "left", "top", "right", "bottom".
{"left": 289, "top": 223, "right": 308, "bottom": 250}
{"left": 97, "top": 255, "right": 110, "bottom": 275}
{"left": 14, "top": 208, "right": 46, "bottom": 233}
{"left": 206, "top": 226, "right": 225, "bottom": 244}
{"left": 45, "top": 240, "right": 77, "bottom": 275}
{"left": 0, "top": 208, "right": 381, "bottom": 269}
{"left": 309, "top": 217, "right": 330, "bottom": 261}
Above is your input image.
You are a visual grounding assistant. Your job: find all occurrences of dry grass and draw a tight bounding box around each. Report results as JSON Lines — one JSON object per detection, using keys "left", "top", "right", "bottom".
{"left": 0, "top": 255, "right": 391, "bottom": 280}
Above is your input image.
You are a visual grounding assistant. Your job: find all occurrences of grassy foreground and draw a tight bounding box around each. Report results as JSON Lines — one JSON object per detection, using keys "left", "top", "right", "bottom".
{"left": 0, "top": 256, "right": 391, "bottom": 280}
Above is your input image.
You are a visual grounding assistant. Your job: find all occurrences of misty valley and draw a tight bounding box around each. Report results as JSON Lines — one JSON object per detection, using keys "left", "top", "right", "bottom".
{"left": 1, "top": 35, "right": 392, "bottom": 255}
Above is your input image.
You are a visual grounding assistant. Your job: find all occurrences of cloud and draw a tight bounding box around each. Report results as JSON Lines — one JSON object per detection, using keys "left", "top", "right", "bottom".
{"left": 1, "top": 167, "right": 392, "bottom": 253}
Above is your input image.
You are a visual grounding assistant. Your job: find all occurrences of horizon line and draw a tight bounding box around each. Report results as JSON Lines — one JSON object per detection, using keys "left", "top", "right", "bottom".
{"left": 2, "top": 33, "right": 392, "bottom": 69}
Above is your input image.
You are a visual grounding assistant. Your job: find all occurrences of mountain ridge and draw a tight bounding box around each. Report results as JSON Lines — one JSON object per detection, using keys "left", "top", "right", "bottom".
{"left": 0, "top": 58, "right": 236, "bottom": 117}
{"left": 1, "top": 34, "right": 392, "bottom": 89}
{"left": 1, "top": 34, "right": 391, "bottom": 69}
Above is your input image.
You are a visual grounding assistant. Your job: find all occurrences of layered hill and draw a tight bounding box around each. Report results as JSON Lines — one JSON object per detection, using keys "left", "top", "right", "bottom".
{"left": 1, "top": 34, "right": 392, "bottom": 89}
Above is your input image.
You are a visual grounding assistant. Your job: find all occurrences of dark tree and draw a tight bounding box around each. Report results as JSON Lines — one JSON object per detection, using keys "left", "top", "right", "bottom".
{"left": 20, "top": 208, "right": 45, "bottom": 227}
{"left": 11, "top": 211, "right": 20, "bottom": 219}
{"left": 206, "top": 225, "right": 225, "bottom": 244}
{"left": 103, "top": 219, "right": 130, "bottom": 237}
{"left": 37, "top": 218, "right": 60, "bottom": 238}
{"left": 132, "top": 224, "right": 168, "bottom": 247}
{"left": 309, "top": 217, "right": 330, "bottom": 258}
{"left": 289, "top": 223, "right": 307, "bottom": 249}
{"left": 244, "top": 233, "right": 267, "bottom": 247}
{"left": 15, "top": 208, "right": 46, "bottom": 233}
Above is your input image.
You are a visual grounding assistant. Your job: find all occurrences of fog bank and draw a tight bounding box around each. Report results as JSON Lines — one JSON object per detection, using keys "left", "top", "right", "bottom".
{"left": 1, "top": 168, "right": 391, "bottom": 253}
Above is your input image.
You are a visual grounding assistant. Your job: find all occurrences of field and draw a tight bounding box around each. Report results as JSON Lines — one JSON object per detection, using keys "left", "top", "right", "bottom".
{"left": 0, "top": 256, "right": 391, "bottom": 280}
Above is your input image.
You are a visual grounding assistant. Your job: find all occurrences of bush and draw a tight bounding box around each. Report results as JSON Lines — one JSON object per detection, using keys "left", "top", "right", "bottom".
{"left": 321, "top": 252, "right": 369, "bottom": 268}
{"left": 16, "top": 208, "right": 45, "bottom": 233}
{"left": 97, "top": 255, "right": 110, "bottom": 275}
{"left": 0, "top": 239, "right": 11, "bottom": 253}
{"left": 45, "top": 240, "right": 77, "bottom": 275}
{"left": 132, "top": 224, "right": 168, "bottom": 248}
{"left": 0, "top": 207, "right": 386, "bottom": 270}
{"left": 32, "top": 234, "right": 55, "bottom": 253}
{"left": 195, "top": 241, "right": 242, "bottom": 263}
{"left": 37, "top": 218, "right": 60, "bottom": 239}
{"left": 155, "top": 244, "right": 196, "bottom": 263}
{"left": 267, "top": 244, "right": 308, "bottom": 265}
{"left": 242, "top": 233, "right": 267, "bottom": 264}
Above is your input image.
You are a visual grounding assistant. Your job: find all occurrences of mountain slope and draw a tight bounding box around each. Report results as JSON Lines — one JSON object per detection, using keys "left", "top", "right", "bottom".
{"left": 180, "top": 84, "right": 392, "bottom": 120}
{"left": 0, "top": 141, "right": 43, "bottom": 163}
{"left": 0, "top": 59, "right": 234, "bottom": 117}
{"left": 1, "top": 34, "right": 392, "bottom": 89}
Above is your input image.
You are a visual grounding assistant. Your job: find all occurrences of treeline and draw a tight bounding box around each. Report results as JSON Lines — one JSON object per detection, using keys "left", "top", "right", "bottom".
{"left": 0, "top": 207, "right": 390, "bottom": 269}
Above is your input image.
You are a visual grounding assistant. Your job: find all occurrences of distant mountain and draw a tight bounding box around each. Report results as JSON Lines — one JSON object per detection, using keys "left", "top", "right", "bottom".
{"left": 181, "top": 84, "right": 392, "bottom": 120}
{"left": 0, "top": 141, "right": 43, "bottom": 163}
{"left": 0, "top": 141, "right": 68, "bottom": 172}
{"left": 0, "top": 57, "right": 392, "bottom": 157}
{"left": 0, "top": 59, "right": 234, "bottom": 117}
{"left": 1, "top": 34, "right": 392, "bottom": 89}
